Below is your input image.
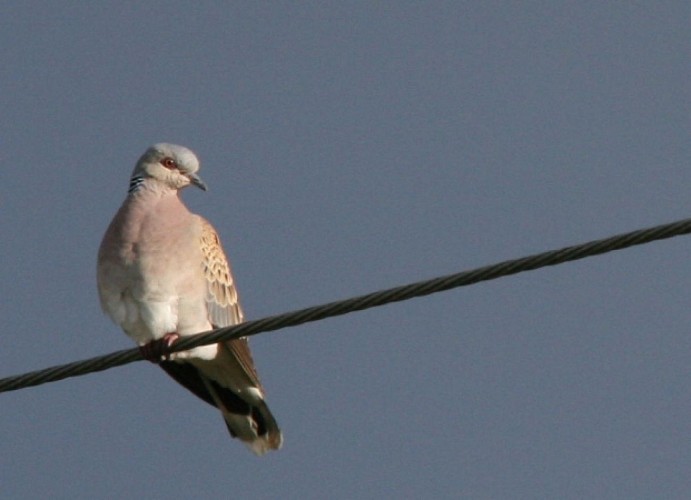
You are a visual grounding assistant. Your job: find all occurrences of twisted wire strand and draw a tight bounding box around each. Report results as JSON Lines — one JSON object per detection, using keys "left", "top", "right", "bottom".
{"left": 2, "top": 216, "right": 691, "bottom": 394}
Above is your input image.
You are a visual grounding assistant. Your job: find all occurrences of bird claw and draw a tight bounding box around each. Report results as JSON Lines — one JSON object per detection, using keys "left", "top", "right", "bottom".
{"left": 139, "top": 332, "right": 180, "bottom": 363}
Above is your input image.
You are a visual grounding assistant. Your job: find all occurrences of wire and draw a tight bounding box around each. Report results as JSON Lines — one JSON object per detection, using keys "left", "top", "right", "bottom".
{"left": 2, "top": 216, "right": 691, "bottom": 394}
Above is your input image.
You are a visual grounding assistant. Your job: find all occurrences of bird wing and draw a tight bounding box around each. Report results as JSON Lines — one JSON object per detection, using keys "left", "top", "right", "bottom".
{"left": 199, "top": 217, "right": 264, "bottom": 390}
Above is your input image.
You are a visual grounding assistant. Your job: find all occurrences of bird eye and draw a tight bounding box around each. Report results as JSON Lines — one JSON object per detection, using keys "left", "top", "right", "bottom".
{"left": 161, "top": 158, "right": 177, "bottom": 169}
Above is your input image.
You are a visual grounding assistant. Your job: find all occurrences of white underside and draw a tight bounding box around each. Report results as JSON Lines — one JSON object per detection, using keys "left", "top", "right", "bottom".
{"left": 104, "top": 290, "right": 219, "bottom": 361}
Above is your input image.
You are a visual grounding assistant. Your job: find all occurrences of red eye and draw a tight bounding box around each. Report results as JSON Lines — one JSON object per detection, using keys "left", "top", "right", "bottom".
{"left": 161, "top": 158, "right": 177, "bottom": 169}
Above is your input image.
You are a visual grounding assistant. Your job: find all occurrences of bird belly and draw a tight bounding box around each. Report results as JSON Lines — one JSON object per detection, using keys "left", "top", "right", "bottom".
{"left": 106, "top": 288, "right": 178, "bottom": 345}
{"left": 99, "top": 243, "right": 216, "bottom": 358}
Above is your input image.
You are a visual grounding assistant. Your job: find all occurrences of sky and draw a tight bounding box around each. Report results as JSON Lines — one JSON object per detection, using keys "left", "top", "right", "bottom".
{"left": 1, "top": 2, "right": 689, "bottom": 499}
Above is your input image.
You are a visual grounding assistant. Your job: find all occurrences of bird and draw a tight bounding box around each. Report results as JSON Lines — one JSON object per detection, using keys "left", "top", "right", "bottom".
{"left": 97, "top": 143, "right": 282, "bottom": 455}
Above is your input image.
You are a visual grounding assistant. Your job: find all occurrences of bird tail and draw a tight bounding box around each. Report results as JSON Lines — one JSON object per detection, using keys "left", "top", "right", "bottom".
{"left": 222, "top": 399, "right": 283, "bottom": 456}
{"left": 204, "top": 377, "right": 283, "bottom": 455}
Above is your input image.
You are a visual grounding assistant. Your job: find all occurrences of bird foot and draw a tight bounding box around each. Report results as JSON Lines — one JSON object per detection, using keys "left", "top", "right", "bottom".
{"left": 139, "top": 332, "right": 180, "bottom": 363}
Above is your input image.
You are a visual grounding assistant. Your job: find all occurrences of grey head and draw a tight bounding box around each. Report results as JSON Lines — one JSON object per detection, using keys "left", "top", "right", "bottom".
{"left": 130, "top": 143, "right": 207, "bottom": 192}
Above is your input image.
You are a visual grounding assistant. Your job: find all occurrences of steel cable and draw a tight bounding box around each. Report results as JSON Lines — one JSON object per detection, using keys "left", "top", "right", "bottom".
{"left": 2, "top": 216, "right": 690, "bottom": 394}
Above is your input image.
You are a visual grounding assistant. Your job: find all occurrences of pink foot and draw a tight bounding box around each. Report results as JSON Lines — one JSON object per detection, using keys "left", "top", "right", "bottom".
{"left": 139, "top": 332, "right": 180, "bottom": 363}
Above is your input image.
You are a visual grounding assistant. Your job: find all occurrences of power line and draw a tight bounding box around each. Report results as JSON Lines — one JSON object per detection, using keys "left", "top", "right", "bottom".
{"left": 2, "top": 216, "right": 691, "bottom": 394}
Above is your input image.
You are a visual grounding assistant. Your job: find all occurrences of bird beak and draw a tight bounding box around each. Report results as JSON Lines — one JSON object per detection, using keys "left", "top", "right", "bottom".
{"left": 187, "top": 173, "right": 208, "bottom": 191}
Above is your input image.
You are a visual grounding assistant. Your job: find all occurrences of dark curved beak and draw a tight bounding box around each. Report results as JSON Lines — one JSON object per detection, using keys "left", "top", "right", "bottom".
{"left": 188, "top": 172, "right": 207, "bottom": 191}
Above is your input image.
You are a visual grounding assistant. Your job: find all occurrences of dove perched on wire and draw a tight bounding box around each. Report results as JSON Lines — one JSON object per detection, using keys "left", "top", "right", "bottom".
{"left": 97, "top": 143, "right": 282, "bottom": 455}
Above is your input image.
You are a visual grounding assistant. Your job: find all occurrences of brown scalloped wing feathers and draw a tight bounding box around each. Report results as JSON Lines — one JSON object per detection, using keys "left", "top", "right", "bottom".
{"left": 200, "top": 217, "right": 263, "bottom": 390}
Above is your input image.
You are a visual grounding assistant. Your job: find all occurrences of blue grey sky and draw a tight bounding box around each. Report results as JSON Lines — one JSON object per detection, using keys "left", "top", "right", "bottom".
{"left": 1, "top": 2, "right": 689, "bottom": 499}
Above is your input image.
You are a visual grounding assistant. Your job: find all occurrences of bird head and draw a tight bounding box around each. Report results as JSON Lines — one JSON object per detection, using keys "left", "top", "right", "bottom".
{"left": 131, "top": 143, "right": 207, "bottom": 192}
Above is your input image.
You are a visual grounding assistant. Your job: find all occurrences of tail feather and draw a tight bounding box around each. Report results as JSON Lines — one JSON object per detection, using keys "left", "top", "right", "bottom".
{"left": 160, "top": 354, "right": 282, "bottom": 455}
{"left": 205, "top": 378, "right": 283, "bottom": 455}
